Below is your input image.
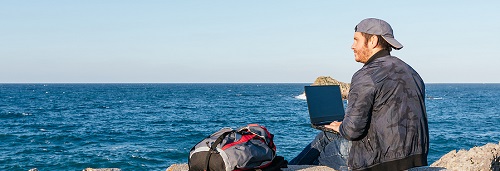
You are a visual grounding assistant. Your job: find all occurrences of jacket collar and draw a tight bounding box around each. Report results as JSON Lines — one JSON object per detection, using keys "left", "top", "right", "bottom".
{"left": 364, "top": 50, "right": 390, "bottom": 65}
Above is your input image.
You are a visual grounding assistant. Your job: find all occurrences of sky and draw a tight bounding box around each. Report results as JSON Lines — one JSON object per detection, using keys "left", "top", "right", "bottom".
{"left": 1, "top": 1, "right": 499, "bottom": 83}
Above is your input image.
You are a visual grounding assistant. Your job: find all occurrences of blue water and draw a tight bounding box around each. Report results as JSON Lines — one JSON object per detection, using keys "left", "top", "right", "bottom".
{"left": 1, "top": 83, "right": 499, "bottom": 170}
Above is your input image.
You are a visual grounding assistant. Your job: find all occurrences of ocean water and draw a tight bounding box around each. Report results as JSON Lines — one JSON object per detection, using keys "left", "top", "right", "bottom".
{"left": 1, "top": 83, "right": 499, "bottom": 170}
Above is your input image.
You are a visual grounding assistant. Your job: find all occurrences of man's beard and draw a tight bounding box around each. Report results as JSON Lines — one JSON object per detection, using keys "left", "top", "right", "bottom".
{"left": 355, "top": 45, "right": 371, "bottom": 63}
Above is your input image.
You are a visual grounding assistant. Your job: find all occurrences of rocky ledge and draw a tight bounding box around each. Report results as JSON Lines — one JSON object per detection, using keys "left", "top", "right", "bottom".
{"left": 431, "top": 142, "right": 500, "bottom": 170}
{"left": 166, "top": 141, "right": 500, "bottom": 171}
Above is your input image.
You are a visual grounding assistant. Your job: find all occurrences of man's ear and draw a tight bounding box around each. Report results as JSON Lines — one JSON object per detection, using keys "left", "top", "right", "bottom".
{"left": 368, "top": 36, "right": 378, "bottom": 49}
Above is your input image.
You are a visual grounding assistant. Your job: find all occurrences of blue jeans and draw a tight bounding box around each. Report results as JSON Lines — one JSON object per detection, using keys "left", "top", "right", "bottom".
{"left": 289, "top": 132, "right": 351, "bottom": 171}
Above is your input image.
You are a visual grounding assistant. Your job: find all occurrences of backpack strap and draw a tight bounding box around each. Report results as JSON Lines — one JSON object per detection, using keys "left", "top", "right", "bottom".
{"left": 239, "top": 124, "right": 277, "bottom": 152}
{"left": 205, "top": 130, "right": 234, "bottom": 171}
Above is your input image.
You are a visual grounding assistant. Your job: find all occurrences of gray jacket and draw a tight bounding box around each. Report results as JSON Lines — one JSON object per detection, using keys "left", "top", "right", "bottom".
{"left": 339, "top": 50, "right": 429, "bottom": 171}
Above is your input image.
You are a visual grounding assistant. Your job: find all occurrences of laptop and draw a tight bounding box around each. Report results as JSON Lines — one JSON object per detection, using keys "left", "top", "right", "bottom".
{"left": 304, "top": 85, "right": 345, "bottom": 133}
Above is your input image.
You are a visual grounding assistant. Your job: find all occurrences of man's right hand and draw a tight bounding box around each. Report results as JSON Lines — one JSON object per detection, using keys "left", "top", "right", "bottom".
{"left": 325, "top": 121, "right": 342, "bottom": 133}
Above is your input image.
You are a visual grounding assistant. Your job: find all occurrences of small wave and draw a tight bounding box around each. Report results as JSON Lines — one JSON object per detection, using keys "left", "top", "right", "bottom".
{"left": 427, "top": 96, "right": 444, "bottom": 100}
{"left": 0, "top": 112, "right": 33, "bottom": 119}
{"left": 294, "top": 93, "right": 306, "bottom": 100}
{"left": 165, "top": 148, "right": 178, "bottom": 152}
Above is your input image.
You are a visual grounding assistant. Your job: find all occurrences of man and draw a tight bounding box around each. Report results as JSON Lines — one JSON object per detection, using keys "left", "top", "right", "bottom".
{"left": 290, "top": 18, "right": 429, "bottom": 171}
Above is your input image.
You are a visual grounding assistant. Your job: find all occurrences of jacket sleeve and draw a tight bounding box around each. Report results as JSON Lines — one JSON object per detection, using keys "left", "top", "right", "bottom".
{"left": 339, "top": 72, "right": 375, "bottom": 141}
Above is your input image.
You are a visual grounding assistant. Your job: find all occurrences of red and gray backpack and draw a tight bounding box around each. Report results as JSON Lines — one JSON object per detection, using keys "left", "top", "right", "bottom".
{"left": 188, "top": 124, "right": 285, "bottom": 171}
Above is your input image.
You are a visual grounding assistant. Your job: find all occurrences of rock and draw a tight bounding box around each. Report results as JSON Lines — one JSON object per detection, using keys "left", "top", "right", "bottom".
{"left": 165, "top": 164, "right": 336, "bottom": 171}
{"left": 283, "top": 165, "right": 336, "bottom": 171}
{"left": 166, "top": 164, "right": 188, "bottom": 171}
{"left": 167, "top": 142, "right": 500, "bottom": 170}
{"left": 297, "top": 76, "right": 350, "bottom": 100}
{"left": 165, "top": 164, "right": 445, "bottom": 171}
{"left": 408, "top": 166, "right": 447, "bottom": 171}
{"left": 307, "top": 76, "right": 350, "bottom": 99}
{"left": 431, "top": 141, "right": 500, "bottom": 171}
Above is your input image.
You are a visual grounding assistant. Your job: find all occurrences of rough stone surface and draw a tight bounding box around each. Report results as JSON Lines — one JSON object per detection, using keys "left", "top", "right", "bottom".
{"left": 282, "top": 165, "right": 336, "bottom": 171}
{"left": 431, "top": 141, "right": 500, "bottom": 171}
{"left": 165, "top": 164, "right": 337, "bottom": 171}
{"left": 299, "top": 76, "right": 350, "bottom": 100}
{"left": 311, "top": 76, "right": 350, "bottom": 100}
{"left": 165, "top": 164, "right": 446, "bottom": 171}
{"left": 167, "top": 142, "right": 500, "bottom": 171}
{"left": 166, "top": 164, "right": 188, "bottom": 171}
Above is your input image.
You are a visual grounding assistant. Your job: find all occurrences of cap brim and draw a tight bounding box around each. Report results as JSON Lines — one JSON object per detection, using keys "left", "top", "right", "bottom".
{"left": 382, "top": 36, "right": 403, "bottom": 50}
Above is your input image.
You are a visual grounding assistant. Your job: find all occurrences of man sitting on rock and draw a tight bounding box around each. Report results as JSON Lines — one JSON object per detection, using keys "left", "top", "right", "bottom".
{"left": 290, "top": 18, "right": 429, "bottom": 171}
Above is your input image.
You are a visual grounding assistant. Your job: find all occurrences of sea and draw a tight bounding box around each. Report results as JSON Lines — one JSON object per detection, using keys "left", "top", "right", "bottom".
{"left": 1, "top": 83, "right": 499, "bottom": 170}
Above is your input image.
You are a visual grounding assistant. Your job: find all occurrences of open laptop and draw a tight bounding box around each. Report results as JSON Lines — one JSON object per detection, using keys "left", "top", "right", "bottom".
{"left": 304, "top": 85, "right": 345, "bottom": 133}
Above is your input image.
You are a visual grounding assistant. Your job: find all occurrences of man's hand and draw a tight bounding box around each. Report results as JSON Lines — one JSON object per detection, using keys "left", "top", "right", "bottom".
{"left": 325, "top": 121, "right": 342, "bottom": 133}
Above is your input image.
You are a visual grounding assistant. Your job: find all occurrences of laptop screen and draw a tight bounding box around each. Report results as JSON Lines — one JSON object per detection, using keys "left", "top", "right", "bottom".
{"left": 304, "top": 85, "right": 345, "bottom": 124}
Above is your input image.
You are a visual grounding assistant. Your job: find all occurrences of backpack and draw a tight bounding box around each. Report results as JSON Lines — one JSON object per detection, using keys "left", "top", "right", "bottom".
{"left": 188, "top": 124, "right": 285, "bottom": 171}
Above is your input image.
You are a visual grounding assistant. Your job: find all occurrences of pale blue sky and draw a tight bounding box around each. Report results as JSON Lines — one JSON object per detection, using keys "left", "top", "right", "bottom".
{"left": 1, "top": 1, "right": 499, "bottom": 83}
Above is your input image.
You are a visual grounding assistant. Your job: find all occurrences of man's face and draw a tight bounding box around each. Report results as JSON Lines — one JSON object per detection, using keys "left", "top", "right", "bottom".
{"left": 351, "top": 32, "right": 371, "bottom": 63}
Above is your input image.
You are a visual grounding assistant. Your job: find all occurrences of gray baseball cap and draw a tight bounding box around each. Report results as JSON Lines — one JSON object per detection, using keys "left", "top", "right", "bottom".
{"left": 355, "top": 18, "right": 403, "bottom": 50}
